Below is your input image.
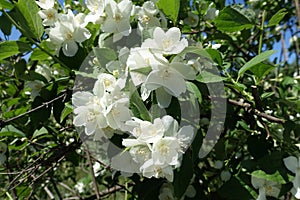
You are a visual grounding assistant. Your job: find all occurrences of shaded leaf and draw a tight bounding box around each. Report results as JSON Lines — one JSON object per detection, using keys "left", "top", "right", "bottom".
{"left": 196, "top": 71, "right": 225, "bottom": 83}
{"left": 249, "top": 63, "right": 277, "bottom": 81}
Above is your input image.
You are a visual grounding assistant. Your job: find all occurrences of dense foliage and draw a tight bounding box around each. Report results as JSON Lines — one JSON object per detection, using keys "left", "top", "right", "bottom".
{"left": 0, "top": 0, "right": 299, "bottom": 199}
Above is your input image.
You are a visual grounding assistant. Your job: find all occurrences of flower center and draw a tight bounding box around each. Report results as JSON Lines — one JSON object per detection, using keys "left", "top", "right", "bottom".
{"left": 114, "top": 12, "right": 122, "bottom": 22}
{"left": 103, "top": 78, "right": 112, "bottom": 87}
{"left": 142, "top": 15, "right": 150, "bottom": 24}
{"left": 66, "top": 32, "right": 73, "bottom": 40}
{"left": 158, "top": 142, "right": 169, "bottom": 155}
{"left": 162, "top": 39, "right": 172, "bottom": 49}
{"left": 47, "top": 12, "right": 54, "bottom": 20}
{"left": 87, "top": 112, "right": 96, "bottom": 122}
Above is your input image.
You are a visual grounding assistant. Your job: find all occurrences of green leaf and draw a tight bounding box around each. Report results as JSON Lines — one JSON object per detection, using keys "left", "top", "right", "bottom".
{"left": 186, "top": 81, "right": 202, "bottom": 104}
{"left": 0, "top": 41, "right": 32, "bottom": 60}
{"left": 130, "top": 66, "right": 151, "bottom": 75}
{"left": 267, "top": 8, "right": 288, "bottom": 27}
{"left": 205, "top": 48, "right": 223, "bottom": 66}
{"left": 249, "top": 63, "right": 277, "bottom": 81}
{"left": 238, "top": 50, "right": 276, "bottom": 79}
{"left": 0, "top": 0, "right": 14, "bottom": 10}
{"left": 196, "top": 71, "right": 225, "bottom": 83}
{"left": 93, "top": 47, "right": 117, "bottom": 68}
{"left": 16, "top": 0, "right": 44, "bottom": 39}
{"left": 32, "top": 127, "right": 48, "bottom": 139}
{"left": 173, "top": 152, "right": 193, "bottom": 199}
{"left": 156, "top": 0, "right": 180, "bottom": 24}
{"left": 214, "top": 7, "right": 253, "bottom": 32}
{"left": 251, "top": 170, "right": 288, "bottom": 184}
{"left": 218, "top": 177, "right": 254, "bottom": 200}
{"left": 0, "top": 125, "right": 25, "bottom": 138}
{"left": 0, "top": 13, "right": 12, "bottom": 35}
{"left": 60, "top": 105, "right": 73, "bottom": 123}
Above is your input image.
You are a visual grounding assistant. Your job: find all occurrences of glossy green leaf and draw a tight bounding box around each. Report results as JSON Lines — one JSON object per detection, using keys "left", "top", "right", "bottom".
{"left": 196, "top": 71, "right": 225, "bottom": 83}
{"left": 16, "top": 0, "right": 44, "bottom": 39}
{"left": 214, "top": 7, "right": 253, "bottom": 32}
{"left": 0, "top": 41, "right": 32, "bottom": 60}
{"left": 267, "top": 8, "right": 288, "bottom": 27}
{"left": 0, "top": 0, "right": 14, "bottom": 10}
{"left": 60, "top": 105, "right": 73, "bottom": 123}
{"left": 249, "top": 63, "right": 277, "bottom": 81}
{"left": 238, "top": 50, "right": 276, "bottom": 79}
{"left": 156, "top": 0, "right": 180, "bottom": 23}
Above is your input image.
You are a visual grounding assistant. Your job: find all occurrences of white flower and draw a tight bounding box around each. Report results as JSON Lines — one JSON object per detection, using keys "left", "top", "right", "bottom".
{"left": 105, "top": 98, "right": 132, "bottom": 131}
{"left": 251, "top": 176, "right": 281, "bottom": 200}
{"left": 73, "top": 92, "right": 107, "bottom": 135}
{"left": 205, "top": 3, "right": 219, "bottom": 21}
{"left": 141, "top": 159, "right": 174, "bottom": 182}
{"left": 48, "top": 10, "right": 91, "bottom": 56}
{"left": 127, "top": 47, "right": 161, "bottom": 86}
{"left": 152, "top": 137, "right": 181, "bottom": 166}
{"left": 38, "top": 8, "right": 58, "bottom": 26}
{"left": 142, "top": 27, "right": 188, "bottom": 55}
{"left": 220, "top": 170, "right": 231, "bottom": 182}
{"left": 85, "top": 0, "right": 106, "bottom": 24}
{"left": 284, "top": 156, "right": 300, "bottom": 199}
{"left": 142, "top": 59, "right": 196, "bottom": 108}
{"left": 135, "top": 1, "right": 160, "bottom": 32}
{"left": 26, "top": 81, "right": 44, "bottom": 98}
{"left": 101, "top": 0, "right": 133, "bottom": 41}
{"left": 35, "top": 0, "right": 54, "bottom": 10}
{"left": 183, "top": 11, "right": 199, "bottom": 27}
{"left": 74, "top": 182, "right": 85, "bottom": 193}
{"left": 158, "top": 183, "right": 175, "bottom": 200}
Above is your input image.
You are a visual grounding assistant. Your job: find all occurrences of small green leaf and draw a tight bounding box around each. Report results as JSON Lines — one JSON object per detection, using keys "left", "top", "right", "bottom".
{"left": 93, "top": 47, "right": 117, "bottom": 68}
{"left": 16, "top": 0, "right": 44, "bottom": 39}
{"left": 251, "top": 170, "right": 288, "bottom": 184}
{"left": 156, "top": 0, "right": 180, "bottom": 24}
{"left": 238, "top": 50, "right": 276, "bottom": 79}
{"left": 32, "top": 127, "right": 48, "bottom": 139}
{"left": 130, "top": 66, "right": 151, "bottom": 75}
{"left": 0, "top": 41, "right": 32, "bottom": 60}
{"left": 186, "top": 81, "right": 202, "bottom": 104}
{"left": 60, "top": 105, "right": 73, "bottom": 123}
{"left": 196, "top": 71, "right": 225, "bottom": 83}
{"left": 249, "top": 63, "right": 277, "bottom": 81}
{"left": 214, "top": 7, "right": 253, "bottom": 32}
{"left": 267, "top": 8, "right": 288, "bottom": 27}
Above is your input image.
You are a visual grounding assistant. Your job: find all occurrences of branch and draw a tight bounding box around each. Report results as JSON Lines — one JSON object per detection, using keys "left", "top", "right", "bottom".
{"left": 227, "top": 99, "right": 285, "bottom": 124}
{"left": 0, "top": 92, "right": 67, "bottom": 130}
{"left": 85, "top": 145, "right": 100, "bottom": 200}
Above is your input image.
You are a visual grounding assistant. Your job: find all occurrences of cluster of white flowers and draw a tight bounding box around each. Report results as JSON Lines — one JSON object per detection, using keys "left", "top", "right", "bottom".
{"left": 72, "top": 73, "right": 132, "bottom": 136}
{"left": 122, "top": 116, "right": 194, "bottom": 181}
{"left": 251, "top": 176, "right": 281, "bottom": 200}
{"left": 35, "top": 0, "right": 168, "bottom": 56}
{"left": 65, "top": 0, "right": 202, "bottom": 183}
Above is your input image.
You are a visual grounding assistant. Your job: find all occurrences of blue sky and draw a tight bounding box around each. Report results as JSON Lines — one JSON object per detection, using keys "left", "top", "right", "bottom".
{"left": 0, "top": 0, "right": 296, "bottom": 65}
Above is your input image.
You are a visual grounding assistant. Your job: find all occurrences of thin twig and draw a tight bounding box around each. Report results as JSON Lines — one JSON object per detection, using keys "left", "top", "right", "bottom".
{"left": 0, "top": 92, "right": 67, "bottom": 129}
{"left": 85, "top": 145, "right": 100, "bottom": 200}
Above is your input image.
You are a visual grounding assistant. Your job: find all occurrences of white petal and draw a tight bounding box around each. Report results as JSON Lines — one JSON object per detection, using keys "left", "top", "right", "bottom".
{"left": 251, "top": 176, "right": 265, "bottom": 189}
{"left": 73, "top": 28, "right": 91, "bottom": 43}
{"left": 73, "top": 113, "right": 86, "bottom": 126}
{"left": 85, "top": 121, "right": 97, "bottom": 135}
{"left": 72, "top": 91, "right": 94, "bottom": 107}
{"left": 62, "top": 40, "right": 78, "bottom": 57}
{"left": 156, "top": 87, "right": 172, "bottom": 108}
{"left": 283, "top": 156, "right": 298, "bottom": 174}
